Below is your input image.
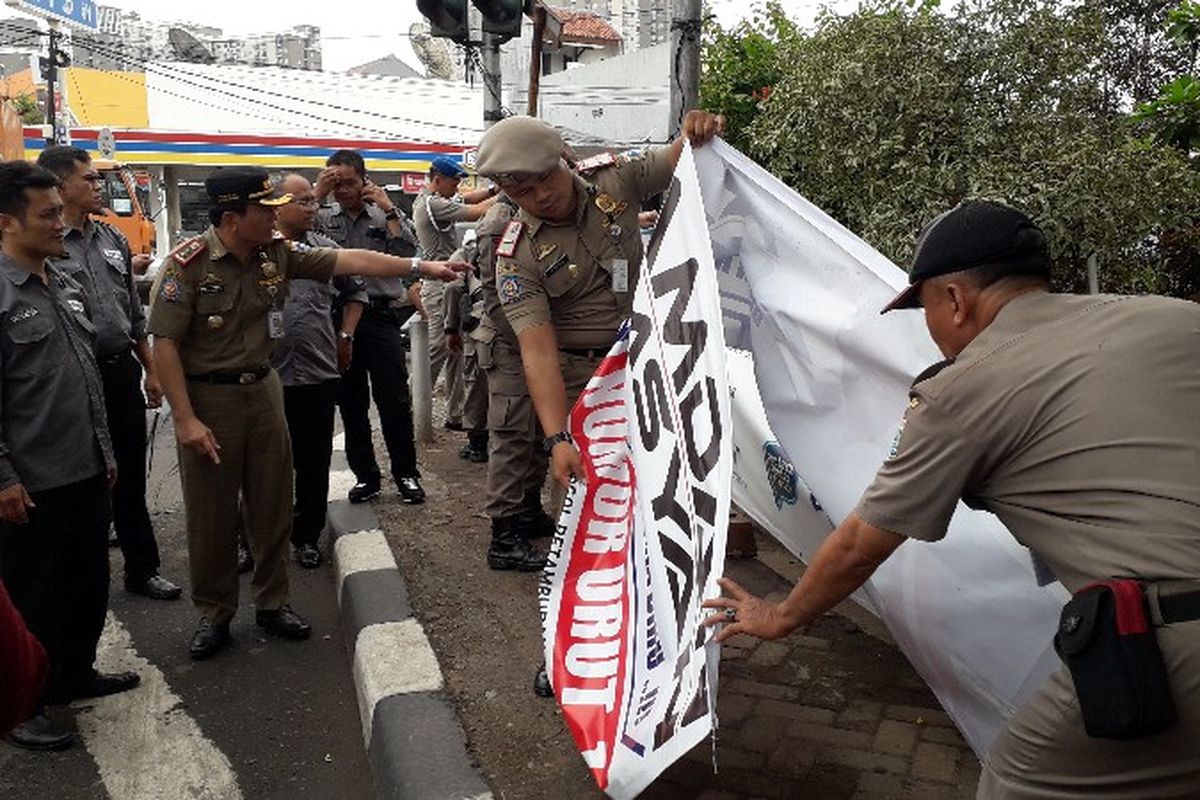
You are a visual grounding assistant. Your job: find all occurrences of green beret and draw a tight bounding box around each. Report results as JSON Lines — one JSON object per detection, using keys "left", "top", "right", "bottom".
{"left": 475, "top": 116, "right": 565, "bottom": 181}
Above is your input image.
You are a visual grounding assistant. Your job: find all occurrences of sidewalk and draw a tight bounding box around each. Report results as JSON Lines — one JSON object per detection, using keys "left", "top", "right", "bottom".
{"left": 352, "top": 426, "right": 982, "bottom": 799}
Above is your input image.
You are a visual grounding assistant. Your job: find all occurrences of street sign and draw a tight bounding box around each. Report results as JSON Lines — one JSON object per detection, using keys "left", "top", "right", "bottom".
{"left": 4, "top": 0, "right": 98, "bottom": 32}
{"left": 97, "top": 126, "right": 115, "bottom": 158}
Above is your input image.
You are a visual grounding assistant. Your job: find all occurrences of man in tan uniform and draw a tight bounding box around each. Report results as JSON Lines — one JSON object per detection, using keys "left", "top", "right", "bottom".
{"left": 413, "top": 156, "right": 496, "bottom": 430}
{"left": 703, "top": 201, "right": 1200, "bottom": 798}
{"left": 472, "top": 111, "right": 725, "bottom": 491}
{"left": 149, "top": 166, "right": 466, "bottom": 659}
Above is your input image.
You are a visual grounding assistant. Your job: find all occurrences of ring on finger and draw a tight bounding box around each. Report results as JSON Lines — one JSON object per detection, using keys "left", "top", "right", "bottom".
{"left": 722, "top": 607, "right": 737, "bottom": 622}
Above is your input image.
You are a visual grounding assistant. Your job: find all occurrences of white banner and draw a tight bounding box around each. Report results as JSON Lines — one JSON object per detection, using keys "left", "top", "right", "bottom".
{"left": 695, "top": 140, "right": 1068, "bottom": 756}
{"left": 541, "top": 143, "right": 731, "bottom": 798}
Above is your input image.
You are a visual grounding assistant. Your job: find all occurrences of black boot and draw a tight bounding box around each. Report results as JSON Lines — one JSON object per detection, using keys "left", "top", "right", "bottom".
{"left": 459, "top": 431, "right": 489, "bottom": 463}
{"left": 487, "top": 516, "right": 547, "bottom": 571}
{"left": 516, "top": 490, "right": 557, "bottom": 539}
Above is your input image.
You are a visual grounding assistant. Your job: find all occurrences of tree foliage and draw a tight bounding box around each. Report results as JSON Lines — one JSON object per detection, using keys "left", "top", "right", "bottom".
{"left": 701, "top": 0, "right": 1200, "bottom": 297}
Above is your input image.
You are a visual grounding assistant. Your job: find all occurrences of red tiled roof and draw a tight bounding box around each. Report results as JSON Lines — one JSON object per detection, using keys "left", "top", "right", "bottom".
{"left": 546, "top": 7, "right": 622, "bottom": 44}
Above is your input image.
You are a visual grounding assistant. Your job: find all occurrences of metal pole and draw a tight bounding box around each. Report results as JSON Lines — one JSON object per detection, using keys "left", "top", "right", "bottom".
{"left": 410, "top": 317, "right": 434, "bottom": 443}
{"left": 44, "top": 26, "right": 59, "bottom": 146}
{"left": 527, "top": 4, "right": 546, "bottom": 117}
{"left": 482, "top": 31, "right": 502, "bottom": 128}
{"left": 1087, "top": 253, "right": 1099, "bottom": 295}
{"left": 669, "top": 0, "right": 702, "bottom": 138}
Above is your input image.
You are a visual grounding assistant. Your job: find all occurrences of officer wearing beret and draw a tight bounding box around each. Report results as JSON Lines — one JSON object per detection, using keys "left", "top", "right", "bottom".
{"left": 413, "top": 155, "right": 497, "bottom": 431}
{"left": 703, "top": 202, "right": 1200, "bottom": 797}
{"left": 148, "top": 166, "right": 466, "bottom": 659}
{"left": 473, "top": 111, "right": 725, "bottom": 491}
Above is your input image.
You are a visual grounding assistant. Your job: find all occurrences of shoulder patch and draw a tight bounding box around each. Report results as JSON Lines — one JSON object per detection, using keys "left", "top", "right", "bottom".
{"left": 498, "top": 274, "right": 524, "bottom": 305}
{"left": 911, "top": 358, "right": 954, "bottom": 388}
{"left": 170, "top": 237, "right": 207, "bottom": 268}
{"left": 496, "top": 220, "right": 524, "bottom": 258}
{"left": 576, "top": 152, "right": 616, "bottom": 174}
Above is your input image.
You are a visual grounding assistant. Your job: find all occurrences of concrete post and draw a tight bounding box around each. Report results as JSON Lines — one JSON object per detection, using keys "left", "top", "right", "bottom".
{"left": 410, "top": 316, "right": 434, "bottom": 443}
{"left": 668, "top": 0, "right": 702, "bottom": 138}
{"left": 163, "top": 165, "right": 182, "bottom": 251}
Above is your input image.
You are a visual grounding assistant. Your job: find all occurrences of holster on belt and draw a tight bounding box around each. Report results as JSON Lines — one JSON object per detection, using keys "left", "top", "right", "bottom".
{"left": 1054, "top": 579, "right": 1178, "bottom": 739}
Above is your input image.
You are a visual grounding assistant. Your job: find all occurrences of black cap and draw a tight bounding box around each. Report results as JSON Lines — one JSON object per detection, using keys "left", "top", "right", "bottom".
{"left": 205, "top": 166, "right": 291, "bottom": 208}
{"left": 881, "top": 201, "right": 1050, "bottom": 313}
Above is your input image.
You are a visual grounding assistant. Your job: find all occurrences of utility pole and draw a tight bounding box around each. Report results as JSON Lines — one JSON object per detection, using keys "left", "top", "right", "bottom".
{"left": 481, "top": 31, "right": 503, "bottom": 129}
{"left": 527, "top": 3, "right": 546, "bottom": 116}
{"left": 44, "top": 25, "right": 60, "bottom": 146}
{"left": 668, "top": 0, "right": 702, "bottom": 139}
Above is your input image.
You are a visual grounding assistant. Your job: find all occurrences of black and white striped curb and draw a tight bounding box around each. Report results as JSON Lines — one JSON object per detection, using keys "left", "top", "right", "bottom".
{"left": 327, "top": 437, "right": 491, "bottom": 800}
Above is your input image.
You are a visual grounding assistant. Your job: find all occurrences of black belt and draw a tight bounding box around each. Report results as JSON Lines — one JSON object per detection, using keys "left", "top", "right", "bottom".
{"left": 559, "top": 347, "right": 609, "bottom": 359}
{"left": 1155, "top": 586, "right": 1200, "bottom": 625}
{"left": 186, "top": 366, "right": 271, "bottom": 385}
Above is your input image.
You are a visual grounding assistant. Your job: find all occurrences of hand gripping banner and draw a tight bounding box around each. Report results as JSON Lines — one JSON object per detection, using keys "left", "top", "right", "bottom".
{"left": 540, "top": 142, "right": 731, "bottom": 799}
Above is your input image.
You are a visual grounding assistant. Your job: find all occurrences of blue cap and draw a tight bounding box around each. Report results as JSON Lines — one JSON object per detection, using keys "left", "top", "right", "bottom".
{"left": 430, "top": 156, "right": 467, "bottom": 178}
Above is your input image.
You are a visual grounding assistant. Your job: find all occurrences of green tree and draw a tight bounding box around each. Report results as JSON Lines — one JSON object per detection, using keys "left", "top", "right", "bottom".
{"left": 10, "top": 93, "right": 42, "bottom": 125}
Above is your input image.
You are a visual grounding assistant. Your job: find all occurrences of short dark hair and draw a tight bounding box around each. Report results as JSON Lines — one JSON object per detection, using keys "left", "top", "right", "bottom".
{"left": 209, "top": 202, "right": 248, "bottom": 226}
{"left": 0, "top": 161, "right": 61, "bottom": 218}
{"left": 326, "top": 149, "right": 365, "bottom": 179}
{"left": 36, "top": 145, "right": 91, "bottom": 182}
{"left": 955, "top": 256, "right": 1052, "bottom": 291}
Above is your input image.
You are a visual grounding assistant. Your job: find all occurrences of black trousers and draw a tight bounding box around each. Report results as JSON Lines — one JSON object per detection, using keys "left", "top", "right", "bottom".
{"left": 283, "top": 379, "right": 338, "bottom": 546}
{"left": 0, "top": 473, "right": 110, "bottom": 700}
{"left": 99, "top": 350, "right": 160, "bottom": 583}
{"left": 338, "top": 308, "right": 419, "bottom": 483}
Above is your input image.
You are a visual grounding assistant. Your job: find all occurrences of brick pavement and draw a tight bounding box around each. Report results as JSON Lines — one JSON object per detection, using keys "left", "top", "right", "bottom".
{"left": 643, "top": 553, "right": 982, "bottom": 800}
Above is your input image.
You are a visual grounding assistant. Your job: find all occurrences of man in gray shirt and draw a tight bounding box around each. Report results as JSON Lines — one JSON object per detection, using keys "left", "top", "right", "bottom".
{"left": 0, "top": 161, "right": 139, "bottom": 751}
{"left": 38, "top": 146, "right": 181, "bottom": 602}
{"left": 272, "top": 173, "right": 366, "bottom": 568}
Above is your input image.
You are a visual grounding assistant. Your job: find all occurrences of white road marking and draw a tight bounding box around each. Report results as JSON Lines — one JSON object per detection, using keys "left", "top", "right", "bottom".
{"left": 333, "top": 529, "right": 395, "bottom": 597}
{"left": 353, "top": 620, "right": 443, "bottom": 744}
{"left": 74, "top": 613, "right": 242, "bottom": 800}
{"left": 328, "top": 468, "right": 357, "bottom": 502}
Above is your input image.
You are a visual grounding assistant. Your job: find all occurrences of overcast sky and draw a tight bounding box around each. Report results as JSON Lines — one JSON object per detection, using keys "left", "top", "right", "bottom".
{"left": 1, "top": 0, "right": 863, "bottom": 72}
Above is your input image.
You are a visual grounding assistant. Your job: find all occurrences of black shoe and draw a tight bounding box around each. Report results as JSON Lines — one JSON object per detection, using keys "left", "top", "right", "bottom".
{"left": 487, "top": 517, "right": 548, "bottom": 572}
{"left": 72, "top": 670, "right": 141, "bottom": 700}
{"left": 515, "top": 506, "right": 557, "bottom": 540}
{"left": 533, "top": 664, "right": 553, "bottom": 698}
{"left": 8, "top": 714, "right": 75, "bottom": 751}
{"left": 294, "top": 543, "right": 321, "bottom": 569}
{"left": 189, "top": 618, "right": 231, "bottom": 660}
{"left": 397, "top": 476, "right": 426, "bottom": 505}
{"left": 237, "top": 541, "right": 254, "bottom": 574}
{"left": 458, "top": 441, "right": 488, "bottom": 463}
{"left": 443, "top": 419, "right": 464, "bottom": 432}
{"left": 125, "top": 574, "right": 183, "bottom": 601}
{"left": 348, "top": 480, "right": 381, "bottom": 504}
{"left": 256, "top": 604, "right": 311, "bottom": 640}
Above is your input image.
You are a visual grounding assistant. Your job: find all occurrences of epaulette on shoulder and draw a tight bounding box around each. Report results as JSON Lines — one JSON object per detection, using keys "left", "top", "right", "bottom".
{"left": 911, "top": 358, "right": 953, "bottom": 388}
{"left": 170, "top": 236, "right": 207, "bottom": 268}
{"left": 576, "top": 152, "right": 616, "bottom": 174}
{"left": 495, "top": 220, "right": 524, "bottom": 258}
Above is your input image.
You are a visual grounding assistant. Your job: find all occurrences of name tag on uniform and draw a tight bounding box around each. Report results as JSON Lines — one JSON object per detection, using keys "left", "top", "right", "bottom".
{"left": 610, "top": 259, "right": 628, "bottom": 293}
{"left": 268, "top": 310, "right": 285, "bottom": 339}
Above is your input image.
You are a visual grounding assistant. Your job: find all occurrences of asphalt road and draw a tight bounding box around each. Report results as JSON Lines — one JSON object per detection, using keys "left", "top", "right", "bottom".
{"left": 0, "top": 408, "right": 374, "bottom": 800}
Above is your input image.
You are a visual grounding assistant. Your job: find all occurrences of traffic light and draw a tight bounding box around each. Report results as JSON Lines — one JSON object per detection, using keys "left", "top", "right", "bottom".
{"left": 417, "top": 0, "right": 469, "bottom": 43}
{"left": 472, "top": 0, "right": 526, "bottom": 41}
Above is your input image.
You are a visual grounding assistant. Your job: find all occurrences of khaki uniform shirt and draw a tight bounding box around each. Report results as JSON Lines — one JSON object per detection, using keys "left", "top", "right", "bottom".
{"left": 0, "top": 256, "right": 113, "bottom": 492}
{"left": 496, "top": 146, "right": 673, "bottom": 349}
{"left": 56, "top": 219, "right": 144, "bottom": 357}
{"left": 146, "top": 227, "right": 338, "bottom": 376}
{"left": 477, "top": 199, "right": 518, "bottom": 346}
{"left": 413, "top": 186, "right": 472, "bottom": 261}
{"left": 316, "top": 202, "right": 414, "bottom": 301}
{"left": 857, "top": 292, "right": 1200, "bottom": 592}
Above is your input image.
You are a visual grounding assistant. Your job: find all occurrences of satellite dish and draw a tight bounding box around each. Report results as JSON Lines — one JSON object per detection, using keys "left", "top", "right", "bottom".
{"left": 167, "top": 28, "right": 215, "bottom": 63}
{"left": 410, "top": 21, "right": 454, "bottom": 81}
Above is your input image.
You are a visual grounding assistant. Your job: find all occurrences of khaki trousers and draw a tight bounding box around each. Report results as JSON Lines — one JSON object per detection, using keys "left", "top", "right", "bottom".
{"left": 462, "top": 336, "right": 489, "bottom": 433}
{"left": 177, "top": 370, "right": 292, "bottom": 624}
{"left": 422, "top": 280, "right": 464, "bottom": 423}
{"left": 483, "top": 335, "right": 546, "bottom": 518}
{"left": 978, "top": 621, "right": 1200, "bottom": 798}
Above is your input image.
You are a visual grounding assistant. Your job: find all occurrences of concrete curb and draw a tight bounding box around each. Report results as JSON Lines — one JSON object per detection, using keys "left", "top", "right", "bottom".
{"left": 326, "top": 452, "right": 492, "bottom": 800}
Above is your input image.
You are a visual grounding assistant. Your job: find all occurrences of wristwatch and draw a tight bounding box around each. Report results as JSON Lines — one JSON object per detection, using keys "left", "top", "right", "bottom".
{"left": 338, "top": 331, "right": 354, "bottom": 342}
{"left": 411, "top": 256, "right": 422, "bottom": 277}
{"left": 543, "top": 430, "right": 574, "bottom": 454}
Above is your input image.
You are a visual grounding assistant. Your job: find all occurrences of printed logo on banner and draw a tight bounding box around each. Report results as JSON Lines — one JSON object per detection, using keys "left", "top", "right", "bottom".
{"left": 762, "top": 441, "right": 799, "bottom": 509}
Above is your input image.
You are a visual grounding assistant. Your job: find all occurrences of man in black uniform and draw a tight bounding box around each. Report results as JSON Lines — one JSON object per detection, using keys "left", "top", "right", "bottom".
{"left": 315, "top": 150, "right": 425, "bottom": 504}
{"left": 0, "top": 162, "right": 140, "bottom": 750}
{"left": 37, "top": 146, "right": 182, "bottom": 602}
